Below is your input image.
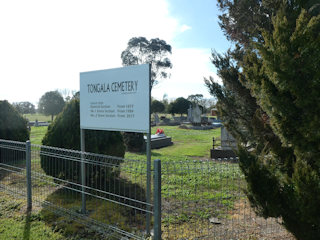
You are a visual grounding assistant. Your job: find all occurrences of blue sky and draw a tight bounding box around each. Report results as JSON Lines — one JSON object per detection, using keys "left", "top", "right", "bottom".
{"left": 168, "top": 0, "right": 230, "bottom": 51}
{"left": 0, "top": 0, "right": 230, "bottom": 105}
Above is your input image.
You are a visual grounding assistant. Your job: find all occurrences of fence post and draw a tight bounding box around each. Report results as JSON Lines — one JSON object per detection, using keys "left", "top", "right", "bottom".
{"left": 80, "top": 129, "right": 86, "bottom": 214}
{"left": 154, "top": 159, "right": 161, "bottom": 240}
{"left": 26, "top": 140, "right": 32, "bottom": 211}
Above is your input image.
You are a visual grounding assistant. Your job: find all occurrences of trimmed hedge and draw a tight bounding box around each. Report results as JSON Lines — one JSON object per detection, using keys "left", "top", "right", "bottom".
{"left": 41, "top": 99, "right": 126, "bottom": 185}
{"left": 0, "top": 100, "right": 29, "bottom": 164}
{"left": 0, "top": 100, "right": 29, "bottom": 141}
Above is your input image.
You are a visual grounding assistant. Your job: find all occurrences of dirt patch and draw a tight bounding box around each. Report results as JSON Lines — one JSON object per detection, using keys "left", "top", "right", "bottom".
{"left": 162, "top": 198, "right": 296, "bottom": 240}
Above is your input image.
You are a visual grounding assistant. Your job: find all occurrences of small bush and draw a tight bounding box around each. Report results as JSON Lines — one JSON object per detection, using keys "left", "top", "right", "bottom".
{"left": 0, "top": 100, "right": 29, "bottom": 141}
{"left": 41, "top": 99, "right": 126, "bottom": 185}
{"left": 0, "top": 100, "right": 29, "bottom": 163}
{"left": 123, "top": 132, "right": 145, "bottom": 152}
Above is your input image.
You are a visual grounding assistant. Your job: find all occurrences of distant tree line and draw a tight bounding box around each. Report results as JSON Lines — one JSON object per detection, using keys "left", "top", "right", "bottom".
{"left": 12, "top": 101, "right": 36, "bottom": 115}
{"left": 151, "top": 95, "right": 216, "bottom": 116}
{"left": 12, "top": 88, "right": 76, "bottom": 118}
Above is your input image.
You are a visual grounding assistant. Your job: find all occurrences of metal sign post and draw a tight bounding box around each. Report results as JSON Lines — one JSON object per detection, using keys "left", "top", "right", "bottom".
{"left": 80, "top": 128, "right": 86, "bottom": 214}
{"left": 146, "top": 64, "right": 151, "bottom": 235}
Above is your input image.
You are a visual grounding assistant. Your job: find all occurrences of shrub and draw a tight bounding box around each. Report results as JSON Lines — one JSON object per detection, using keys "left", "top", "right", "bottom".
{"left": 0, "top": 100, "right": 29, "bottom": 141}
{"left": 0, "top": 100, "right": 29, "bottom": 163}
{"left": 40, "top": 99, "right": 126, "bottom": 185}
{"left": 123, "top": 132, "right": 145, "bottom": 152}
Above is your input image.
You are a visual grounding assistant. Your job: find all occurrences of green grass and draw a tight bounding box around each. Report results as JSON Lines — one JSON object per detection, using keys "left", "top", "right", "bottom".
{"left": 125, "top": 125, "right": 221, "bottom": 161}
{"left": 0, "top": 192, "right": 66, "bottom": 240}
{"left": 151, "top": 126, "right": 220, "bottom": 158}
{"left": 30, "top": 126, "right": 48, "bottom": 145}
{"left": 24, "top": 113, "right": 53, "bottom": 122}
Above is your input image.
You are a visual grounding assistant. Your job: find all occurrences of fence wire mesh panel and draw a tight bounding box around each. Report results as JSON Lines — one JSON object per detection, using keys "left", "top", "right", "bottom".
{"left": 161, "top": 159, "right": 292, "bottom": 240}
{"left": 28, "top": 144, "right": 152, "bottom": 239}
{"left": 0, "top": 139, "right": 27, "bottom": 197}
{"left": 0, "top": 139, "right": 294, "bottom": 240}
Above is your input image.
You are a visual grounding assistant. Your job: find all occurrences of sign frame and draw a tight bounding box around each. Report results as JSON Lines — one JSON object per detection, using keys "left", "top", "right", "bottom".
{"left": 80, "top": 64, "right": 150, "bottom": 134}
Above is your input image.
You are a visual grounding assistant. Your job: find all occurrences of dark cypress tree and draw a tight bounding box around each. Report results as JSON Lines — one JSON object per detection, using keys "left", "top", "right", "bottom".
{"left": 205, "top": 1, "right": 320, "bottom": 239}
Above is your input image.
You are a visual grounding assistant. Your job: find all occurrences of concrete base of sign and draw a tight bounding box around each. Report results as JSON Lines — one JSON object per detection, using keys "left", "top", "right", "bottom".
{"left": 144, "top": 135, "right": 173, "bottom": 149}
{"left": 210, "top": 149, "right": 237, "bottom": 159}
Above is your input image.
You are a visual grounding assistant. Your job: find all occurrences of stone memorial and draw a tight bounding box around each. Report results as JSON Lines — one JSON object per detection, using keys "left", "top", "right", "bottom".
{"left": 210, "top": 125, "right": 237, "bottom": 159}
{"left": 221, "top": 126, "right": 237, "bottom": 150}
{"left": 153, "top": 113, "right": 160, "bottom": 125}
{"left": 201, "top": 116, "right": 209, "bottom": 124}
{"left": 191, "top": 105, "right": 201, "bottom": 125}
{"left": 143, "top": 128, "right": 173, "bottom": 149}
{"left": 187, "top": 105, "right": 193, "bottom": 122}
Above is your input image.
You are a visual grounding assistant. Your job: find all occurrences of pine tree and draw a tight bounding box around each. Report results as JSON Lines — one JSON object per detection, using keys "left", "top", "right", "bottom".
{"left": 206, "top": 2, "right": 320, "bottom": 239}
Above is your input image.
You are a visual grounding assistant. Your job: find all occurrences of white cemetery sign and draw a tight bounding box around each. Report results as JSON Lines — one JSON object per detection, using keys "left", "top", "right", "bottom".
{"left": 80, "top": 64, "right": 150, "bottom": 133}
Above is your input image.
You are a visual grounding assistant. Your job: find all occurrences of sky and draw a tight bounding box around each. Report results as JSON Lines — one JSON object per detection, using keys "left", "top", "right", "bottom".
{"left": 0, "top": 0, "right": 231, "bottom": 105}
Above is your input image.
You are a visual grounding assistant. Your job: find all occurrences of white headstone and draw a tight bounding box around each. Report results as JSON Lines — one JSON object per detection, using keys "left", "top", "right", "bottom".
{"left": 221, "top": 125, "right": 237, "bottom": 150}
{"left": 192, "top": 105, "right": 201, "bottom": 124}
{"left": 187, "top": 105, "right": 193, "bottom": 122}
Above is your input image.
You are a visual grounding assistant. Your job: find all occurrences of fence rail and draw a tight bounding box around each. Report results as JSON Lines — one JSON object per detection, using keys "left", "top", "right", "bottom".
{"left": 0, "top": 139, "right": 292, "bottom": 239}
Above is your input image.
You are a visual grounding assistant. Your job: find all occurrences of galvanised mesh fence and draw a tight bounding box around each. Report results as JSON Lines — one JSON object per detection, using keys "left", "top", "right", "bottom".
{"left": 0, "top": 139, "right": 27, "bottom": 197}
{"left": 160, "top": 159, "right": 292, "bottom": 240}
{"left": 0, "top": 139, "right": 293, "bottom": 239}
{"left": 32, "top": 143, "right": 154, "bottom": 239}
{"left": 0, "top": 139, "right": 153, "bottom": 239}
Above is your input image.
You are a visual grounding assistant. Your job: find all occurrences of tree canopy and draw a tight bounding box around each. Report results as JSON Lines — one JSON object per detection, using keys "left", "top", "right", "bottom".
{"left": 168, "top": 97, "right": 190, "bottom": 116}
{"left": 12, "top": 101, "right": 36, "bottom": 114}
{"left": 151, "top": 99, "right": 165, "bottom": 113}
{"left": 187, "top": 94, "right": 203, "bottom": 106}
{"left": 205, "top": 1, "right": 320, "bottom": 239}
{"left": 38, "top": 91, "right": 65, "bottom": 121}
{"left": 121, "top": 37, "right": 172, "bottom": 89}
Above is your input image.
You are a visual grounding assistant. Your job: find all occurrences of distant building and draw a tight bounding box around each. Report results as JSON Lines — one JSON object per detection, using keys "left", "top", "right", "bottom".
{"left": 211, "top": 108, "right": 218, "bottom": 117}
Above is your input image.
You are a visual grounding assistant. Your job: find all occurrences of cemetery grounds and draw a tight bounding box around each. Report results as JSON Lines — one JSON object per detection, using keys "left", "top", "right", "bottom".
{"left": 0, "top": 123, "right": 294, "bottom": 239}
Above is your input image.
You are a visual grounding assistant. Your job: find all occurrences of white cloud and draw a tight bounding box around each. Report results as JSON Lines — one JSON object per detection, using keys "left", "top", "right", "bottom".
{"left": 0, "top": 0, "right": 219, "bottom": 105}
{"left": 152, "top": 48, "right": 220, "bottom": 100}
{"left": 179, "top": 24, "right": 191, "bottom": 33}
{"left": 0, "top": 0, "right": 178, "bottom": 104}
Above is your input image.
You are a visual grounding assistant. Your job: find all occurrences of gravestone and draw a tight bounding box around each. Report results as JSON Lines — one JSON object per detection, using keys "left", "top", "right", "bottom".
{"left": 201, "top": 116, "right": 208, "bottom": 124}
{"left": 143, "top": 134, "right": 173, "bottom": 149}
{"left": 191, "top": 105, "right": 201, "bottom": 125}
{"left": 162, "top": 118, "right": 170, "bottom": 124}
{"left": 210, "top": 125, "right": 237, "bottom": 159}
{"left": 221, "top": 125, "right": 237, "bottom": 150}
{"left": 153, "top": 113, "right": 160, "bottom": 125}
{"left": 187, "top": 105, "right": 192, "bottom": 122}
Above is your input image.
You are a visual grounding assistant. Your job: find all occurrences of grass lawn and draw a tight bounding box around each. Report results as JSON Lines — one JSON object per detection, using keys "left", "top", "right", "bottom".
{"left": 0, "top": 192, "right": 66, "bottom": 240}
{"left": 126, "top": 125, "right": 221, "bottom": 161}
{"left": 30, "top": 126, "right": 48, "bottom": 145}
{"left": 151, "top": 126, "right": 220, "bottom": 158}
{"left": 24, "top": 113, "right": 53, "bottom": 122}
